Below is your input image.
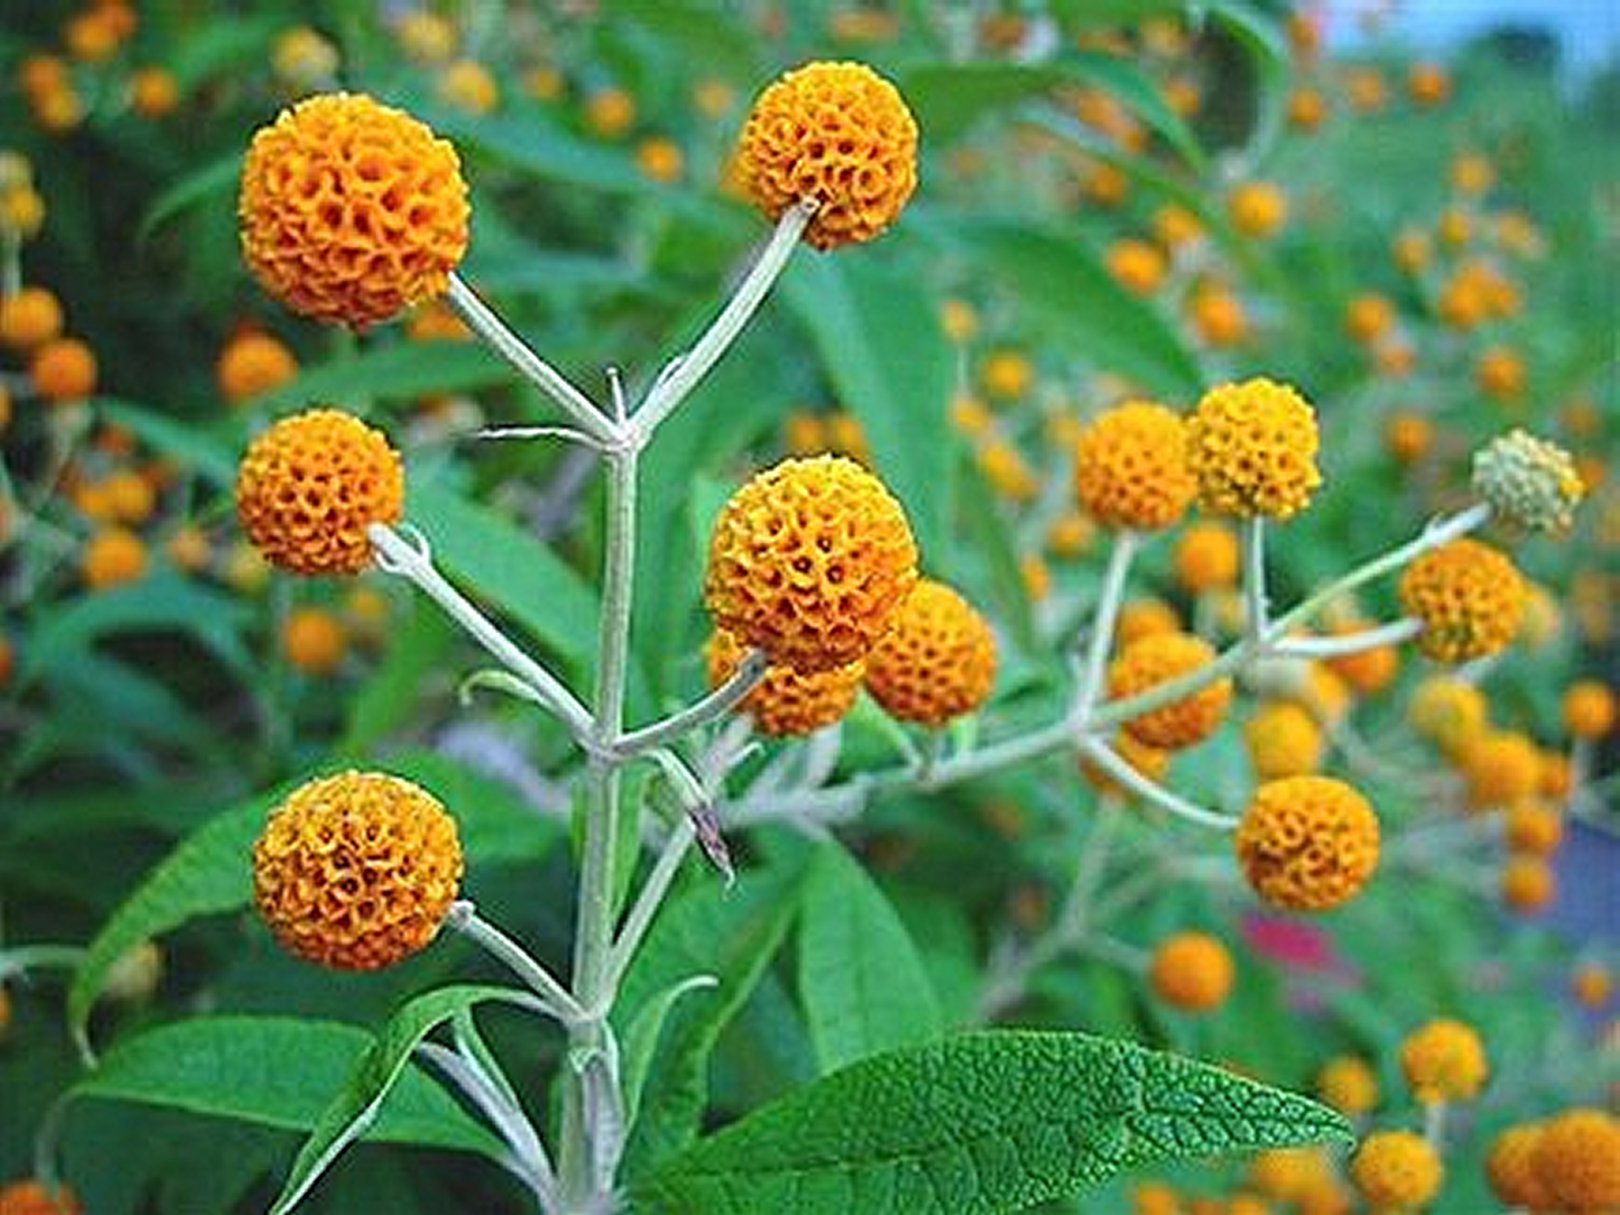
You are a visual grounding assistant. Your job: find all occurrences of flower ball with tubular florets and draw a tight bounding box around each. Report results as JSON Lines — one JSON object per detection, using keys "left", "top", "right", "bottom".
{"left": 1106, "top": 631, "right": 1232, "bottom": 750}
{"left": 862, "top": 578, "right": 996, "bottom": 726}
{"left": 235, "top": 408, "right": 404, "bottom": 576}
{"left": 1235, "top": 776, "right": 1379, "bottom": 911}
{"left": 252, "top": 770, "right": 463, "bottom": 970}
{"left": 705, "top": 455, "right": 917, "bottom": 674}
{"left": 733, "top": 61, "right": 917, "bottom": 250}
{"left": 1186, "top": 378, "right": 1322, "bottom": 520}
{"left": 1399, "top": 538, "right": 1525, "bottom": 662}
{"left": 238, "top": 93, "right": 469, "bottom": 327}
{"left": 1073, "top": 401, "right": 1197, "bottom": 531}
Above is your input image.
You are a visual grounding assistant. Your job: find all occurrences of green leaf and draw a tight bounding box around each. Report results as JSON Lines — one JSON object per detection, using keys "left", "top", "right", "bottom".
{"left": 71, "top": 1016, "right": 503, "bottom": 1160}
{"left": 798, "top": 843, "right": 942, "bottom": 1073}
{"left": 617, "top": 864, "right": 806, "bottom": 1177}
{"left": 901, "top": 63, "right": 1070, "bottom": 144}
{"left": 1067, "top": 51, "right": 1208, "bottom": 173}
{"left": 95, "top": 398, "right": 240, "bottom": 485}
{"left": 621, "top": 975, "right": 719, "bottom": 1131}
{"left": 18, "top": 573, "right": 255, "bottom": 688}
{"left": 68, "top": 793, "right": 273, "bottom": 1054}
{"left": 1208, "top": 1, "right": 1290, "bottom": 161}
{"left": 407, "top": 478, "right": 601, "bottom": 673}
{"left": 138, "top": 152, "right": 241, "bottom": 243}
{"left": 271, "top": 985, "right": 541, "bottom": 1214}
{"left": 434, "top": 108, "right": 644, "bottom": 194}
{"left": 781, "top": 255, "right": 955, "bottom": 560}
{"left": 634, "top": 1030, "right": 1353, "bottom": 1215}
{"left": 250, "top": 341, "right": 513, "bottom": 414}
{"left": 340, "top": 603, "right": 454, "bottom": 753}
{"left": 962, "top": 221, "right": 1202, "bottom": 399}
{"left": 383, "top": 749, "right": 563, "bottom": 867}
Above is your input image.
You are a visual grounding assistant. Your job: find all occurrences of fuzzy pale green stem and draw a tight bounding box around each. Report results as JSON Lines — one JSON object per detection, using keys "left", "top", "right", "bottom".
{"left": 446, "top": 903, "right": 585, "bottom": 1024}
{"left": 614, "top": 650, "right": 767, "bottom": 758}
{"left": 445, "top": 274, "right": 619, "bottom": 448}
{"left": 368, "top": 524, "right": 597, "bottom": 745}
{"left": 1075, "top": 738, "right": 1240, "bottom": 830}
{"left": 562, "top": 447, "right": 638, "bottom": 1211}
{"left": 630, "top": 202, "right": 813, "bottom": 442}
{"left": 605, "top": 818, "right": 696, "bottom": 988}
{"left": 1276, "top": 618, "right": 1421, "bottom": 658}
{"left": 1242, "top": 517, "right": 1268, "bottom": 646}
{"left": 1075, "top": 530, "right": 1138, "bottom": 715}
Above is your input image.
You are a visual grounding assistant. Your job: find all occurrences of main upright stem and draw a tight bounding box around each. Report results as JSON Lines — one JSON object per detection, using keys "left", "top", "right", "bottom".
{"left": 562, "top": 447, "right": 639, "bottom": 1213}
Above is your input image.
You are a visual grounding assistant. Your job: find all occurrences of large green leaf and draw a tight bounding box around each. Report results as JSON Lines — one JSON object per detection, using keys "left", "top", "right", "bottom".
{"left": 407, "top": 478, "right": 601, "bottom": 674}
{"left": 634, "top": 1030, "right": 1352, "bottom": 1214}
{"left": 271, "top": 985, "right": 541, "bottom": 1214}
{"left": 798, "top": 843, "right": 942, "bottom": 1073}
{"left": 250, "top": 341, "right": 513, "bottom": 414}
{"left": 617, "top": 864, "right": 807, "bottom": 1178}
{"left": 67, "top": 792, "right": 275, "bottom": 1054}
{"left": 70, "top": 1016, "right": 503, "bottom": 1160}
{"left": 96, "top": 398, "right": 240, "bottom": 485}
{"left": 781, "top": 255, "right": 954, "bottom": 560}
{"left": 137, "top": 152, "right": 241, "bottom": 243}
{"left": 340, "top": 602, "right": 455, "bottom": 753}
{"left": 18, "top": 573, "right": 255, "bottom": 688}
{"left": 962, "top": 222, "right": 1202, "bottom": 399}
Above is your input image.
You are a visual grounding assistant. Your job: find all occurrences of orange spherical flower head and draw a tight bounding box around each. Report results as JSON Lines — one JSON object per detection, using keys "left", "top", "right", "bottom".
{"left": 1186, "top": 378, "right": 1322, "bottom": 520}
{"left": 1486, "top": 1124, "right": 1553, "bottom": 1210}
{"left": 1074, "top": 401, "right": 1196, "bottom": 531}
{"left": 0, "top": 1179, "right": 83, "bottom": 1215}
{"left": 1188, "top": 286, "right": 1250, "bottom": 348}
{"left": 1344, "top": 293, "right": 1394, "bottom": 344}
{"left": 1130, "top": 1180, "right": 1180, "bottom": 1215}
{"left": 1500, "top": 854, "right": 1554, "bottom": 912}
{"left": 862, "top": 579, "right": 996, "bottom": 726}
{"left": 1106, "top": 238, "right": 1167, "bottom": 296}
{"left": 1572, "top": 962, "right": 1612, "bottom": 1008}
{"left": 1350, "top": 1131, "right": 1442, "bottom": 1211}
{"left": 236, "top": 408, "right": 405, "bottom": 576}
{"left": 1408, "top": 62, "right": 1451, "bottom": 106}
{"left": 1407, "top": 675, "right": 1487, "bottom": 756}
{"left": 1383, "top": 412, "right": 1432, "bottom": 465}
{"left": 252, "top": 770, "right": 463, "bottom": 970}
{"left": 1244, "top": 701, "right": 1324, "bottom": 781}
{"left": 1227, "top": 181, "right": 1288, "bottom": 239}
{"left": 1562, "top": 678, "right": 1617, "bottom": 740}
{"left": 705, "top": 455, "right": 917, "bottom": 674}
{"left": 1173, "top": 521, "right": 1240, "bottom": 594}
{"left": 0, "top": 286, "right": 64, "bottom": 350}
{"left": 217, "top": 330, "right": 299, "bottom": 404}
{"left": 1399, "top": 538, "right": 1525, "bottom": 663}
{"left": 1532, "top": 1108, "right": 1620, "bottom": 1213}
{"left": 1504, "top": 800, "right": 1563, "bottom": 856}
{"left": 705, "top": 627, "right": 863, "bottom": 737}
{"left": 1149, "top": 931, "right": 1235, "bottom": 1012}
{"left": 238, "top": 93, "right": 470, "bottom": 327}
{"left": 1316, "top": 1055, "right": 1378, "bottom": 1117}
{"left": 1236, "top": 776, "right": 1379, "bottom": 911}
{"left": 82, "top": 526, "right": 148, "bottom": 589}
{"left": 282, "top": 605, "right": 348, "bottom": 675}
{"left": 1107, "top": 631, "right": 1231, "bottom": 750}
{"left": 1460, "top": 730, "right": 1540, "bottom": 810}
{"left": 29, "top": 336, "right": 97, "bottom": 402}
{"left": 1400, "top": 1017, "right": 1488, "bottom": 1103}
{"left": 733, "top": 61, "right": 918, "bottom": 251}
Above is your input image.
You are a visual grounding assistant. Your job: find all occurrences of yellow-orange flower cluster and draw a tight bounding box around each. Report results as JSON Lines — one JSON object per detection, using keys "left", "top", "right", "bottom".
{"left": 706, "top": 628, "right": 863, "bottom": 737}
{"left": 1316, "top": 1056, "right": 1378, "bottom": 1117}
{"left": 1149, "top": 931, "right": 1234, "bottom": 1012}
{"left": 252, "top": 770, "right": 463, "bottom": 970}
{"left": 1107, "top": 631, "right": 1231, "bottom": 750}
{"left": 1562, "top": 678, "right": 1616, "bottom": 739}
{"left": 217, "top": 330, "right": 299, "bottom": 405}
{"left": 1350, "top": 1131, "right": 1442, "bottom": 1210}
{"left": 705, "top": 455, "right": 917, "bottom": 673}
{"left": 1235, "top": 776, "right": 1379, "bottom": 911}
{"left": 1399, "top": 538, "right": 1526, "bottom": 662}
{"left": 1531, "top": 1109, "right": 1620, "bottom": 1213}
{"left": 1486, "top": 1125, "right": 1554, "bottom": 1210}
{"left": 239, "top": 93, "right": 470, "bottom": 326}
{"left": 0, "top": 1180, "right": 82, "bottom": 1215}
{"left": 1186, "top": 378, "right": 1322, "bottom": 519}
{"left": 1073, "top": 401, "right": 1196, "bottom": 531}
{"left": 1400, "top": 1018, "right": 1489, "bottom": 1103}
{"left": 236, "top": 408, "right": 405, "bottom": 576}
{"left": 732, "top": 61, "right": 917, "bottom": 250}
{"left": 862, "top": 579, "right": 996, "bottom": 725}
{"left": 1172, "top": 521, "right": 1239, "bottom": 593}
{"left": 1460, "top": 729, "right": 1540, "bottom": 810}
{"left": 1244, "top": 701, "right": 1323, "bottom": 780}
